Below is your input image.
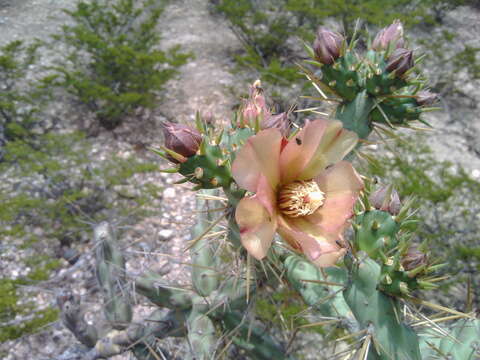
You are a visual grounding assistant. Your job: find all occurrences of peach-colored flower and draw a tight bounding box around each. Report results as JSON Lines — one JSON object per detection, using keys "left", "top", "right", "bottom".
{"left": 232, "top": 118, "right": 363, "bottom": 267}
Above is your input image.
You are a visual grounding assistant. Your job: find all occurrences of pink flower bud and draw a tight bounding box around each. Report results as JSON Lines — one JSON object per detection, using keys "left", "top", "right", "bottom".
{"left": 161, "top": 122, "right": 202, "bottom": 162}
{"left": 372, "top": 20, "right": 404, "bottom": 51}
{"left": 369, "top": 184, "right": 401, "bottom": 215}
{"left": 386, "top": 48, "right": 414, "bottom": 76}
{"left": 261, "top": 112, "right": 290, "bottom": 136}
{"left": 402, "top": 246, "right": 428, "bottom": 271}
{"left": 416, "top": 90, "right": 438, "bottom": 106}
{"left": 239, "top": 80, "right": 270, "bottom": 127}
{"left": 313, "top": 28, "right": 344, "bottom": 65}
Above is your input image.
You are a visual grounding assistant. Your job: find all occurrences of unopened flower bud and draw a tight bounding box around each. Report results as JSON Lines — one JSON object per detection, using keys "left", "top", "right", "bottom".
{"left": 369, "top": 184, "right": 401, "bottom": 215}
{"left": 239, "top": 80, "right": 270, "bottom": 127}
{"left": 372, "top": 20, "right": 404, "bottom": 51}
{"left": 416, "top": 90, "right": 438, "bottom": 106}
{"left": 262, "top": 112, "right": 290, "bottom": 136}
{"left": 313, "top": 28, "right": 344, "bottom": 65}
{"left": 161, "top": 122, "right": 202, "bottom": 162}
{"left": 386, "top": 48, "right": 414, "bottom": 76}
{"left": 401, "top": 246, "right": 428, "bottom": 271}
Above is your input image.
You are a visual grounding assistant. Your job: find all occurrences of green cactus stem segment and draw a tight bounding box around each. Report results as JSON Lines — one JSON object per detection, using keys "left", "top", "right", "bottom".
{"left": 335, "top": 90, "right": 375, "bottom": 139}
{"left": 343, "top": 256, "right": 422, "bottom": 360}
{"left": 190, "top": 190, "right": 221, "bottom": 297}
{"left": 278, "top": 180, "right": 325, "bottom": 217}
{"left": 94, "top": 222, "right": 132, "bottom": 330}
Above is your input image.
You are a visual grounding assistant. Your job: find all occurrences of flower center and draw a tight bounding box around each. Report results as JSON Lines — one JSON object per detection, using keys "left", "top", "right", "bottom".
{"left": 278, "top": 180, "right": 325, "bottom": 218}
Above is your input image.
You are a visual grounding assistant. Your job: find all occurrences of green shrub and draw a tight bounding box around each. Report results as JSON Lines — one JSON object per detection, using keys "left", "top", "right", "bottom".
{"left": 0, "top": 130, "right": 164, "bottom": 341}
{"left": 52, "top": 0, "right": 190, "bottom": 129}
{"left": 0, "top": 40, "right": 52, "bottom": 147}
{"left": 0, "top": 278, "right": 59, "bottom": 342}
{"left": 0, "top": 131, "right": 162, "bottom": 244}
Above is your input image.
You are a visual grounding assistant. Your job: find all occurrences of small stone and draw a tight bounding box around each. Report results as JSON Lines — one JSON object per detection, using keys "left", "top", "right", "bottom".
{"left": 163, "top": 187, "right": 176, "bottom": 198}
{"left": 158, "top": 229, "right": 174, "bottom": 241}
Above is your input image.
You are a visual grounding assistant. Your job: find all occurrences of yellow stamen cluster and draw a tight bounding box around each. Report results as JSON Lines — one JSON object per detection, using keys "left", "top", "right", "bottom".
{"left": 278, "top": 180, "right": 325, "bottom": 218}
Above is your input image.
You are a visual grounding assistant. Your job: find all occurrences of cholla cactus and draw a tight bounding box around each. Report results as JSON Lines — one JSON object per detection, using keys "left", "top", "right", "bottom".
{"left": 58, "top": 20, "right": 479, "bottom": 360}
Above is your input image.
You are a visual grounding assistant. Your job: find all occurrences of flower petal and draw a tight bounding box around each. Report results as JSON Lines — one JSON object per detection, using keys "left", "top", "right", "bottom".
{"left": 311, "top": 247, "right": 347, "bottom": 267}
{"left": 232, "top": 129, "right": 282, "bottom": 192}
{"left": 279, "top": 119, "right": 329, "bottom": 184}
{"left": 315, "top": 161, "right": 363, "bottom": 193}
{"left": 306, "top": 161, "right": 363, "bottom": 234}
{"left": 235, "top": 196, "right": 277, "bottom": 260}
{"left": 298, "top": 121, "right": 358, "bottom": 180}
{"left": 277, "top": 216, "right": 341, "bottom": 266}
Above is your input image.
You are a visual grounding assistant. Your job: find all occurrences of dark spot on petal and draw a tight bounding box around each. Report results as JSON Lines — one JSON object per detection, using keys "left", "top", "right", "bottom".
{"left": 295, "top": 138, "right": 302, "bottom": 145}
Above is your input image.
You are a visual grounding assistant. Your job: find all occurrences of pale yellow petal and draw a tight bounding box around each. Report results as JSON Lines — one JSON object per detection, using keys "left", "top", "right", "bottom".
{"left": 235, "top": 196, "right": 277, "bottom": 260}
{"left": 315, "top": 161, "right": 363, "bottom": 194}
{"left": 232, "top": 129, "right": 282, "bottom": 192}
{"left": 279, "top": 119, "right": 329, "bottom": 184}
{"left": 299, "top": 120, "right": 358, "bottom": 180}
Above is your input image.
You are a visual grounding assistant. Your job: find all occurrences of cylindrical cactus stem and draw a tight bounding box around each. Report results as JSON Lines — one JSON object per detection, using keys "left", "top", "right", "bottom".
{"left": 221, "top": 311, "right": 295, "bottom": 360}
{"left": 419, "top": 318, "right": 480, "bottom": 359}
{"left": 94, "top": 221, "right": 132, "bottom": 330}
{"left": 56, "top": 289, "right": 98, "bottom": 348}
{"left": 190, "top": 189, "right": 221, "bottom": 297}
{"left": 343, "top": 255, "right": 421, "bottom": 359}
{"left": 186, "top": 307, "right": 217, "bottom": 360}
{"left": 209, "top": 275, "right": 255, "bottom": 318}
{"left": 81, "top": 309, "right": 188, "bottom": 360}
{"left": 135, "top": 271, "right": 193, "bottom": 310}
{"left": 284, "top": 255, "right": 357, "bottom": 331}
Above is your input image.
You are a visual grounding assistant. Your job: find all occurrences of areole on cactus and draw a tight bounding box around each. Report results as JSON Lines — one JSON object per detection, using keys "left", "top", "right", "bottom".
{"left": 232, "top": 118, "right": 363, "bottom": 266}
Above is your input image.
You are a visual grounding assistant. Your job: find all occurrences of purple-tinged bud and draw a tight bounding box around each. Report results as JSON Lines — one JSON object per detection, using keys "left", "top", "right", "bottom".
{"left": 161, "top": 121, "right": 202, "bottom": 163}
{"left": 416, "top": 90, "right": 438, "bottom": 106}
{"left": 402, "top": 246, "right": 428, "bottom": 272}
{"left": 386, "top": 48, "right": 414, "bottom": 76}
{"left": 372, "top": 20, "right": 404, "bottom": 51}
{"left": 262, "top": 112, "right": 290, "bottom": 136}
{"left": 313, "top": 28, "right": 344, "bottom": 65}
{"left": 369, "top": 184, "right": 401, "bottom": 215}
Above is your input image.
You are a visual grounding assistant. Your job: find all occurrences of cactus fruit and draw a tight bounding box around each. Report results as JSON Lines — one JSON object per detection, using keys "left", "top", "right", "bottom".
{"left": 353, "top": 209, "right": 400, "bottom": 260}
{"left": 320, "top": 52, "right": 362, "bottom": 101}
{"left": 178, "top": 142, "right": 233, "bottom": 189}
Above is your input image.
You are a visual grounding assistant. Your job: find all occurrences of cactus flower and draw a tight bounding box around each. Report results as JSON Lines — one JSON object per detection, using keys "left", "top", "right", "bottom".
{"left": 161, "top": 121, "right": 202, "bottom": 163}
{"left": 232, "top": 118, "right": 363, "bottom": 267}
{"left": 313, "top": 28, "right": 344, "bottom": 65}
{"left": 386, "top": 48, "right": 414, "bottom": 76}
{"left": 372, "top": 20, "right": 404, "bottom": 51}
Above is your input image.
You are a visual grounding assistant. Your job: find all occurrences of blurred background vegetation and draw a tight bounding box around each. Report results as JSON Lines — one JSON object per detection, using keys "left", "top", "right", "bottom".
{"left": 1, "top": 0, "right": 479, "bottom": 356}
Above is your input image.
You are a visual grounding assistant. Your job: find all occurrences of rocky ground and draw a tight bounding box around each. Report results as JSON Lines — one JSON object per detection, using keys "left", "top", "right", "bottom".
{"left": 1, "top": 0, "right": 480, "bottom": 359}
